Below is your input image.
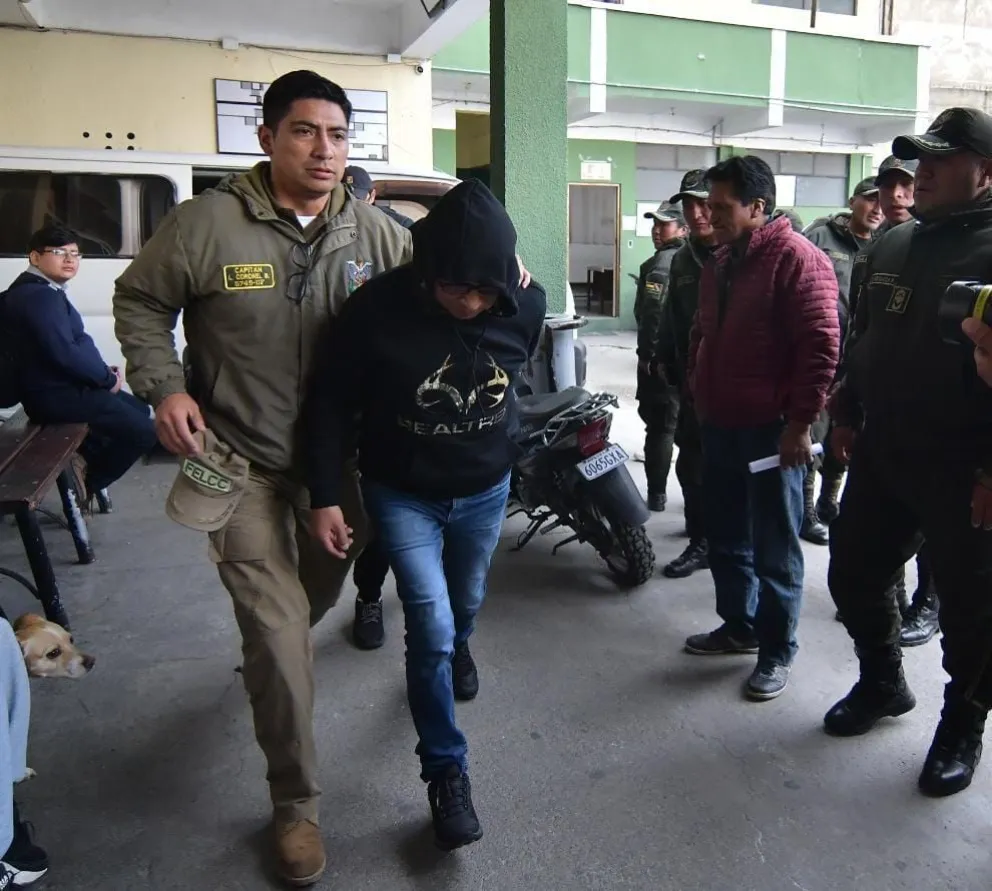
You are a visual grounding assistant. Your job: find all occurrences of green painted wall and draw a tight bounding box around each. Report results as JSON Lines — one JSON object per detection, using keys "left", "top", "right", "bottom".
{"left": 605, "top": 15, "right": 770, "bottom": 106}
{"left": 432, "top": 129, "right": 456, "bottom": 175}
{"left": 567, "top": 5, "right": 591, "bottom": 84}
{"left": 433, "top": 16, "right": 489, "bottom": 73}
{"left": 785, "top": 34, "right": 918, "bottom": 111}
{"left": 491, "top": 0, "right": 568, "bottom": 314}
{"left": 433, "top": 6, "right": 591, "bottom": 82}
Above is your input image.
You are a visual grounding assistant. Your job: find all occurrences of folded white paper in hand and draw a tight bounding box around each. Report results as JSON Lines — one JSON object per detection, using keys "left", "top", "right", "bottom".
{"left": 748, "top": 442, "right": 824, "bottom": 474}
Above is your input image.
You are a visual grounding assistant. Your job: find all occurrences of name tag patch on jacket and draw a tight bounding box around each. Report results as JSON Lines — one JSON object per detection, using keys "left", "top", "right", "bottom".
{"left": 347, "top": 260, "right": 373, "bottom": 294}
{"left": 223, "top": 264, "right": 276, "bottom": 291}
{"left": 829, "top": 251, "right": 850, "bottom": 263}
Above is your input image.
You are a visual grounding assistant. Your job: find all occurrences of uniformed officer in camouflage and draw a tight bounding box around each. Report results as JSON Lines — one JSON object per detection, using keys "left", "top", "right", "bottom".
{"left": 802, "top": 179, "right": 883, "bottom": 546}
{"left": 112, "top": 71, "right": 414, "bottom": 887}
{"left": 835, "top": 156, "right": 939, "bottom": 646}
{"left": 635, "top": 202, "right": 686, "bottom": 511}
{"left": 657, "top": 170, "right": 713, "bottom": 577}
{"left": 825, "top": 107, "right": 992, "bottom": 798}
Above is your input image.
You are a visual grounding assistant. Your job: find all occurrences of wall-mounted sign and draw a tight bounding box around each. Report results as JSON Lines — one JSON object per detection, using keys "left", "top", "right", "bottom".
{"left": 580, "top": 160, "right": 612, "bottom": 181}
{"left": 214, "top": 79, "right": 389, "bottom": 161}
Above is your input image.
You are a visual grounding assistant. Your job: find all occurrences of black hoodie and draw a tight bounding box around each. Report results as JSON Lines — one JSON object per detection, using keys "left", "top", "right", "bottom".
{"left": 304, "top": 180, "right": 547, "bottom": 507}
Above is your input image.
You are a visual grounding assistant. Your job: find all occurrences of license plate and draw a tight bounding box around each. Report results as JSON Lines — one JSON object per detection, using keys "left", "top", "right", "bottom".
{"left": 577, "top": 443, "right": 629, "bottom": 481}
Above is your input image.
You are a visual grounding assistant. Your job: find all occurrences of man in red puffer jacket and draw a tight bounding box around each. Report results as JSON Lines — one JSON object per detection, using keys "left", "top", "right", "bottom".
{"left": 683, "top": 155, "right": 840, "bottom": 702}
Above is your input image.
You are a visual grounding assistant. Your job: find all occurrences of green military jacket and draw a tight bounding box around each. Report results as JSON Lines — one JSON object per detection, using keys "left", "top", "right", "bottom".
{"left": 835, "top": 196, "right": 992, "bottom": 458}
{"left": 113, "top": 162, "right": 412, "bottom": 472}
{"left": 633, "top": 239, "right": 683, "bottom": 362}
{"left": 804, "top": 212, "right": 873, "bottom": 337}
{"left": 657, "top": 237, "right": 713, "bottom": 387}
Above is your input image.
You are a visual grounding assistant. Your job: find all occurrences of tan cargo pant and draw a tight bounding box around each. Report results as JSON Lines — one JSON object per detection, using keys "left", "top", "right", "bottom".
{"left": 208, "top": 463, "right": 367, "bottom": 824}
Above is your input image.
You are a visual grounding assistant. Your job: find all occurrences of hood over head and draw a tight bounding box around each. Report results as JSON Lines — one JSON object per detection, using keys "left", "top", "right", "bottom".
{"left": 413, "top": 179, "right": 520, "bottom": 316}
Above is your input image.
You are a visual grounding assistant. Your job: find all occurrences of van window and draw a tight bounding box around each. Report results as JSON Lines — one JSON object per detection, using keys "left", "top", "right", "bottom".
{"left": 0, "top": 171, "right": 176, "bottom": 258}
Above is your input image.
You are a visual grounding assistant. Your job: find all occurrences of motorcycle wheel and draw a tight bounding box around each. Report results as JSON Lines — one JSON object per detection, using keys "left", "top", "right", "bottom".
{"left": 603, "top": 523, "right": 655, "bottom": 586}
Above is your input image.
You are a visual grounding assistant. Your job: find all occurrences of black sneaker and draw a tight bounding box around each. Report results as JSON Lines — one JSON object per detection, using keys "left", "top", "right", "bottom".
{"left": 663, "top": 540, "right": 709, "bottom": 578}
{"left": 745, "top": 662, "right": 790, "bottom": 701}
{"left": 0, "top": 865, "right": 14, "bottom": 891}
{"left": 452, "top": 642, "right": 479, "bottom": 701}
{"left": 4, "top": 802, "right": 48, "bottom": 887}
{"left": 353, "top": 597, "right": 385, "bottom": 650}
{"left": 428, "top": 765, "right": 483, "bottom": 850}
{"left": 684, "top": 624, "right": 759, "bottom": 655}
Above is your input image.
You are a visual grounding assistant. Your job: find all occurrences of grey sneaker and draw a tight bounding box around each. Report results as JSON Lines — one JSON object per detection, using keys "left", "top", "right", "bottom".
{"left": 746, "top": 663, "right": 791, "bottom": 701}
{"left": 684, "top": 624, "right": 759, "bottom": 655}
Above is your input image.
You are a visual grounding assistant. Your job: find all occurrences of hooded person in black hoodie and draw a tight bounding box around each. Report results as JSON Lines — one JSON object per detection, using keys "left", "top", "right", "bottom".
{"left": 304, "top": 179, "right": 545, "bottom": 849}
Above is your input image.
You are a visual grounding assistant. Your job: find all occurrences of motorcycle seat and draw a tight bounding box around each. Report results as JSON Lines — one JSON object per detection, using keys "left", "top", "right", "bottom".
{"left": 516, "top": 386, "right": 590, "bottom": 425}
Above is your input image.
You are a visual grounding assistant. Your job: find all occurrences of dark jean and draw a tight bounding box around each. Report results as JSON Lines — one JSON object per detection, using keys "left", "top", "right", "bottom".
{"left": 701, "top": 422, "right": 805, "bottom": 666}
{"left": 23, "top": 387, "right": 159, "bottom": 492}
{"left": 362, "top": 473, "right": 510, "bottom": 781}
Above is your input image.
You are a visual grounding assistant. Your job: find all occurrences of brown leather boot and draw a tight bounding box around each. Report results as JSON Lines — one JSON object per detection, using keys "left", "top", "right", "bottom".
{"left": 275, "top": 819, "right": 326, "bottom": 887}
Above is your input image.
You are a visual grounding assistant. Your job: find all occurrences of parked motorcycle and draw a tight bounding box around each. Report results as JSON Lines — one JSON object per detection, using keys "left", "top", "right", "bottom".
{"left": 508, "top": 385, "right": 655, "bottom": 587}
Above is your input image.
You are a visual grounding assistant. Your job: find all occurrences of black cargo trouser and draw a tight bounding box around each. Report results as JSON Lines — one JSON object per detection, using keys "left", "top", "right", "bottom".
{"left": 636, "top": 368, "right": 679, "bottom": 498}
{"left": 353, "top": 534, "right": 391, "bottom": 597}
{"left": 828, "top": 435, "right": 992, "bottom": 705}
{"left": 819, "top": 421, "right": 848, "bottom": 480}
{"left": 674, "top": 396, "right": 704, "bottom": 541}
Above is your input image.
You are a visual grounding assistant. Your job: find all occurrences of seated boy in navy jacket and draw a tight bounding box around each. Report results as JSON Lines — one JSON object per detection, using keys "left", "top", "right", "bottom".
{"left": 3, "top": 225, "right": 158, "bottom": 498}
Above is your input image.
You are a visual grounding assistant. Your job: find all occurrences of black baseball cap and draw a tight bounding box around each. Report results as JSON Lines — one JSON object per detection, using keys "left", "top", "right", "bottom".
{"left": 343, "top": 165, "right": 374, "bottom": 198}
{"left": 892, "top": 107, "right": 992, "bottom": 160}
{"left": 852, "top": 177, "right": 879, "bottom": 198}
{"left": 644, "top": 203, "right": 686, "bottom": 225}
{"left": 874, "top": 155, "right": 918, "bottom": 186}
{"left": 669, "top": 169, "right": 709, "bottom": 203}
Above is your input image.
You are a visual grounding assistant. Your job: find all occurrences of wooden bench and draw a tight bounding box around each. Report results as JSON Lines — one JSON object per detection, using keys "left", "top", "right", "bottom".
{"left": 0, "top": 409, "right": 96, "bottom": 630}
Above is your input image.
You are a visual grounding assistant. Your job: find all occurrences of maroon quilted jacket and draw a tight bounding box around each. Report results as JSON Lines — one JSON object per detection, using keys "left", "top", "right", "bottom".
{"left": 687, "top": 214, "right": 840, "bottom": 428}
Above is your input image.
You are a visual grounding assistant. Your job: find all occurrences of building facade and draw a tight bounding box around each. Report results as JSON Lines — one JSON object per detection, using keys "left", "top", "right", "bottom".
{"left": 432, "top": 0, "right": 927, "bottom": 330}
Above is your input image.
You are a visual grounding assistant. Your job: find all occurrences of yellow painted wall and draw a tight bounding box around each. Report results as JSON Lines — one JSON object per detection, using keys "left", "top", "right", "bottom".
{"left": 0, "top": 30, "right": 434, "bottom": 168}
{"left": 455, "top": 111, "right": 491, "bottom": 169}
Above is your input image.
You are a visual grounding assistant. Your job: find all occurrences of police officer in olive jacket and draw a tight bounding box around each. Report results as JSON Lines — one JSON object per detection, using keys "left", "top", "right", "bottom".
{"left": 657, "top": 170, "right": 714, "bottom": 577}
{"left": 826, "top": 107, "right": 992, "bottom": 799}
{"left": 800, "top": 179, "right": 884, "bottom": 546}
{"left": 112, "top": 70, "right": 415, "bottom": 886}
{"left": 635, "top": 203, "right": 686, "bottom": 511}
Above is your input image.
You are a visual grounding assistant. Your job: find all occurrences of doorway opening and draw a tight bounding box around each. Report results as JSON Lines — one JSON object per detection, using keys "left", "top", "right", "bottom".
{"left": 568, "top": 183, "right": 620, "bottom": 318}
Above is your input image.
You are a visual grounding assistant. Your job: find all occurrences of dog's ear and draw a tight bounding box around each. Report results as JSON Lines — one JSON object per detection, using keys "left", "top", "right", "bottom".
{"left": 12, "top": 614, "right": 44, "bottom": 633}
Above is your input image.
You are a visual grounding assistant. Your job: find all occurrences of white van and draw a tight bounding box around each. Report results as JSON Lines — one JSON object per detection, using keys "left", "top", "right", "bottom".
{"left": 0, "top": 146, "right": 458, "bottom": 383}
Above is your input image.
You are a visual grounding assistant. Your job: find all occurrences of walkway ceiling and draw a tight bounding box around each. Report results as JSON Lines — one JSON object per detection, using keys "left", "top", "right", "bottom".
{"left": 0, "top": 0, "right": 486, "bottom": 58}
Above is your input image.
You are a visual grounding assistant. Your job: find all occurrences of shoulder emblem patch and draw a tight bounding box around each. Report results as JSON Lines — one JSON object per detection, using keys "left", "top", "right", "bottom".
{"left": 223, "top": 264, "right": 275, "bottom": 291}
{"left": 347, "top": 260, "right": 373, "bottom": 294}
{"left": 886, "top": 286, "right": 912, "bottom": 314}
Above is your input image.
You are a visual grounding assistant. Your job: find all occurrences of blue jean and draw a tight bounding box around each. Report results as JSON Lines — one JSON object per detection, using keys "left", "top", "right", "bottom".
{"left": 701, "top": 422, "right": 805, "bottom": 666}
{"left": 362, "top": 474, "right": 510, "bottom": 781}
{"left": 0, "top": 619, "right": 31, "bottom": 856}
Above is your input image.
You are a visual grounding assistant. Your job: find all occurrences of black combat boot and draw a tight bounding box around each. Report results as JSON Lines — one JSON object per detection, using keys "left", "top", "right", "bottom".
{"left": 900, "top": 554, "right": 939, "bottom": 648}
{"left": 815, "top": 469, "right": 844, "bottom": 525}
{"left": 824, "top": 646, "right": 916, "bottom": 736}
{"left": 918, "top": 688, "right": 986, "bottom": 797}
{"left": 800, "top": 471, "right": 829, "bottom": 546}
{"left": 663, "top": 539, "right": 709, "bottom": 578}
{"left": 647, "top": 492, "right": 667, "bottom": 512}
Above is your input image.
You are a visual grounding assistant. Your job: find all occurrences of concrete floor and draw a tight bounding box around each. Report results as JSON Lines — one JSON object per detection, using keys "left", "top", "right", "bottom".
{"left": 3, "top": 332, "right": 989, "bottom": 890}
